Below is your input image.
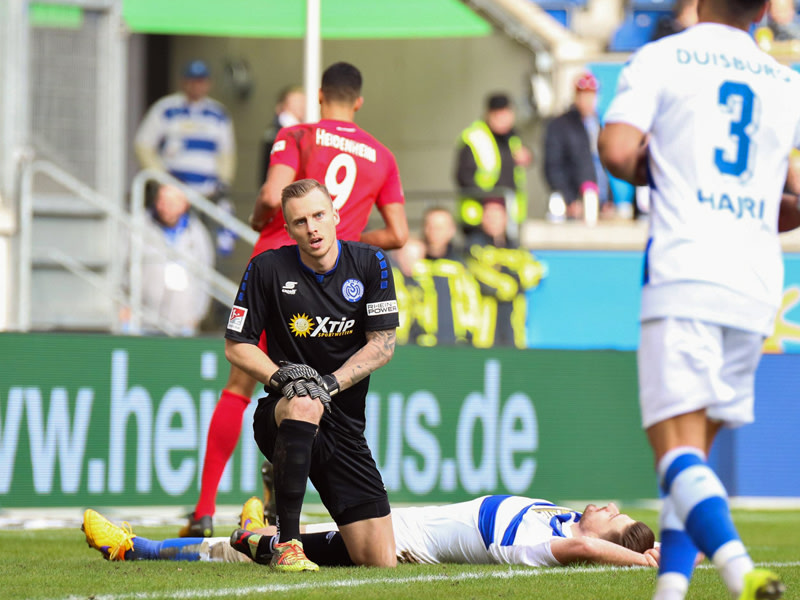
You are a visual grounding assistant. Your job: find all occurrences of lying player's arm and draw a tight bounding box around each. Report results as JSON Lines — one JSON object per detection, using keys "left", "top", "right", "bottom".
{"left": 550, "top": 537, "right": 659, "bottom": 567}
{"left": 250, "top": 163, "right": 296, "bottom": 231}
{"left": 597, "top": 123, "right": 649, "bottom": 186}
{"left": 360, "top": 202, "right": 409, "bottom": 250}
{"left": 224, "top": 338, "right": 281, "bottom": 384}
{"left": 331, "top": 329, "right": 396, "bottom": 392}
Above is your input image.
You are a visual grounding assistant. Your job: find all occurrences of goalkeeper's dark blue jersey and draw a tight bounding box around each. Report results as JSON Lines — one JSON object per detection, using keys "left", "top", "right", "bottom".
{"left": 225, "top": 240, "right": 398, "bottom": 422}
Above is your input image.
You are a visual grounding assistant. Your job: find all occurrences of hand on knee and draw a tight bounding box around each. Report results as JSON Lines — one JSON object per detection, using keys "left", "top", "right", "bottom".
{"left": 279, "top": 394, "right": 324, "bottom": 424}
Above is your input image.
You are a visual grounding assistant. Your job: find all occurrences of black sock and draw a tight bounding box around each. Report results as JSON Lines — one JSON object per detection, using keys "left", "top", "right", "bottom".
{"left": 300, "top": 531, "right": 354, "bottom": 566}
{"left": 230, "top": 531, "right": 271, "bottom": 564}
{"left": 251, "top": 534, "right": 277, "bottom": 564}
{"left": 272, "top": 419, "right": 317, "bottom": 542}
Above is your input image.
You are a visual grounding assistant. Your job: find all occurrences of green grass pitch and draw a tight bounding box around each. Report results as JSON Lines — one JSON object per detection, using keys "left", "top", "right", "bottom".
{"left": 3, "top": 508, "right": 799, "bottom": 600}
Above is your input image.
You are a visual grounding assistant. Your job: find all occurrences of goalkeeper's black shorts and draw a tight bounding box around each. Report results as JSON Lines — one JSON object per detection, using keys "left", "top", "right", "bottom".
{"left": 254, "top": 393, "right": 390, "bottom": 526}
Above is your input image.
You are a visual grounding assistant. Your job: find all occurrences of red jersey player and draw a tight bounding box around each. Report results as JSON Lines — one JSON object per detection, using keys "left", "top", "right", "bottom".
{"left": 180, "top": 62, "right": 408, "bottom": 538}
{"left": 250, "top": 112, "right": 406, "bottom": 251}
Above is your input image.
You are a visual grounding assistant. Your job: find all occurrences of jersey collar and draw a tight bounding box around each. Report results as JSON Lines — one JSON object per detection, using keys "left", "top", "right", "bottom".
{"left": 295, "top": 240, "right": 342, "bottom": 283}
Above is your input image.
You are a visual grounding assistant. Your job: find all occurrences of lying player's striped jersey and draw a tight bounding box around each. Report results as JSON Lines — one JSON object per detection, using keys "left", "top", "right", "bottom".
{"left": 201, "top": 495, "right": 583, "bottom": 567}
{"left": 391, "top": 495, "right": 581, "bottom": 566}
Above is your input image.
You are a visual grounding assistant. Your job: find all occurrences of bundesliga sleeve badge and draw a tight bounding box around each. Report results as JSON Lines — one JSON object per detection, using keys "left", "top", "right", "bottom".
{"left": 227, "top": 306, "right": 248, "bottom": 332}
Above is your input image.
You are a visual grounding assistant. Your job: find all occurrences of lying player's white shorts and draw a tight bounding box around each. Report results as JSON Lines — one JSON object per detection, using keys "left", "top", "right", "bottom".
{"left": 638, "top": 317, "right": 764, "bottom": 429}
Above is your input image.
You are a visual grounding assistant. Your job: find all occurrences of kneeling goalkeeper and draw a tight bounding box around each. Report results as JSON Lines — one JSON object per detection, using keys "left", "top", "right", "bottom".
{"left": 223, "top": 178, "right": 399, "bottom": 572}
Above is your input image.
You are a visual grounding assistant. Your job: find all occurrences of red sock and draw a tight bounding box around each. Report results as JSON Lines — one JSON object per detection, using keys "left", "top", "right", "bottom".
{"left": 194, "top": 390, "right": 251, "bottom": 518}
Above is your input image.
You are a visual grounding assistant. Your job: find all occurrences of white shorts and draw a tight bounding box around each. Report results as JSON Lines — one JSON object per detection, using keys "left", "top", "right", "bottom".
{"left": 638, "top": 317, "right": 764, "bottom": 429}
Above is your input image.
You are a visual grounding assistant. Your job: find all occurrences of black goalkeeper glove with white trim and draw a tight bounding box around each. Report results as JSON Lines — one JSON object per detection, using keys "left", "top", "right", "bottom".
{"left": 295, "top": 374, "right": 338, "bottom": 413}
{"left": 268, "top": 361, "right": 323, "bottom": 400}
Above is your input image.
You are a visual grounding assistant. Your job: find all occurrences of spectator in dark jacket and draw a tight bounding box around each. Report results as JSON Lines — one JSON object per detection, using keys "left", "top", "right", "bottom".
{"left": 543, "top": 72, "right": 613, "bottom": 220}
{"left": 259, "top": 86, "right": 305, "bottom": 185}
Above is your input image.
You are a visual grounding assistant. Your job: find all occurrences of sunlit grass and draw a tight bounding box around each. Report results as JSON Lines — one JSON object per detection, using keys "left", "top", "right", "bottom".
{"left": 3, "top": 508, "right": 798, "bottom": 600}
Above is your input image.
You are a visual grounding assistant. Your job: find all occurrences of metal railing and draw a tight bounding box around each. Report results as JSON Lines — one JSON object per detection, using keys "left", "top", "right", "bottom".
{"left": 18, "top": 159, "right": 124, "bottom": 331}
{"left": 18, "top": 161, "right": 258, "bottom": 335}
{"left": 39, "top": 246, "right": 186, "bottom": 337}
{"left": 128, "top": 169, "right": 258, "bottom": 334}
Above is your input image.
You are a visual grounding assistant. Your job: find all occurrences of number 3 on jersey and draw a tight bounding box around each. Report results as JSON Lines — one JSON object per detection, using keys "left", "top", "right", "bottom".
{"left": 325, "top": 153, "right": 357, "bottom": 210}
{"left": 714, "top": 81, "right": 757, "bottom": 179}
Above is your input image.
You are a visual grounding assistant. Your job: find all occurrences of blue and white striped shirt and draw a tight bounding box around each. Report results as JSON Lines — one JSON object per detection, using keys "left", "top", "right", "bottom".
{"left": 390, "top": 495, "right": 582, "bottom": 566}
{"left": 135, "top": 92, "right": 235, "bottom": 197}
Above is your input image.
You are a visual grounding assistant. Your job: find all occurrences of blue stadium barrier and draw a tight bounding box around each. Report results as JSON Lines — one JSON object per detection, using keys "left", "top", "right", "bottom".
{"left": 710, "top": 354, "right": 800, "bottom": 497}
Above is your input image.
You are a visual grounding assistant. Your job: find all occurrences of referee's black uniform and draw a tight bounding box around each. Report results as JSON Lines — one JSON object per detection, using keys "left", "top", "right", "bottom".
{"left": 225, "top": 240, "right": 399, "bottom": 524}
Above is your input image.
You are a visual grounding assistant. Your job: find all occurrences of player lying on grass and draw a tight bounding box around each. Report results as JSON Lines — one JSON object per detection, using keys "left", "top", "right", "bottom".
{"left": 82, "top": 495, "right": 659, "bottom": 568}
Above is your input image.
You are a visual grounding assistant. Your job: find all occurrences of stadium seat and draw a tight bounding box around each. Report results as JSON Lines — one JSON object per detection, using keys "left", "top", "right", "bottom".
{"left": 629, "top": 0, "right": 674, "bottom": 10}
{"left": 532, "top": 0, "right": 587, "bottom": 29}
{"left": 532, "top": 0, "right": 586, "bottom": 7}
{"left": 543, "top": 7, "right": 569, "bottom": 27}
{"left": 608, "top": 10, "right": 662, "bottom": 51}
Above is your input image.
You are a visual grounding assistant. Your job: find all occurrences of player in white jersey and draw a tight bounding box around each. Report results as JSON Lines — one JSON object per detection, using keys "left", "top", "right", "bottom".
{"left": 598, "top": 0, "right": 800, "bottom": 598}
{"left": 82, "top": 495, "right": 659, "bottom": 568}
{"left": 376, "top": 495, "right": 656, "bottom": 567}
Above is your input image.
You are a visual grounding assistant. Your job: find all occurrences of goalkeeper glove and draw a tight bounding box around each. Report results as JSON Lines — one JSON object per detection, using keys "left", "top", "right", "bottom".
{"left": 268, "top": 361, "right": 322, "bottom": 400}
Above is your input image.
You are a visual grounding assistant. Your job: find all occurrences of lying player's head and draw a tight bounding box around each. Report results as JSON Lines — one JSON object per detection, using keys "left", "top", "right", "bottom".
{"left": 618, "top": 520, "right": 657, "bottom": 554}
{"left": 321, "top": 62, "right": 363, "bottom": 105}
{"left": 281, "top": 179, "right": 340, "bottom": 256}
{"left": 580, "top": 503, "right": 656, "bottom": 554}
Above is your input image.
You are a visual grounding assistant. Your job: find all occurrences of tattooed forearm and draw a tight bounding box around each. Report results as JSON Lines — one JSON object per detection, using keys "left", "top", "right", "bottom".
{"left": 333, "top": 329, "right": 396, "bottom": 392}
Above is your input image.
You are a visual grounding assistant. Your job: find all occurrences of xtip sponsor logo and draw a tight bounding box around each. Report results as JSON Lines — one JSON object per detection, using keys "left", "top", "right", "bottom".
{"left": 227, "top": 306, "right": 248, "bottom": 332}
{"left": 366, "top": 300, "right": 398, "bottom": 316}
{"left": 288, "top": 314, "right": 356, "bottom": 338}
{"left": 282, "top": 281, "right": 298, "bottom": 295}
